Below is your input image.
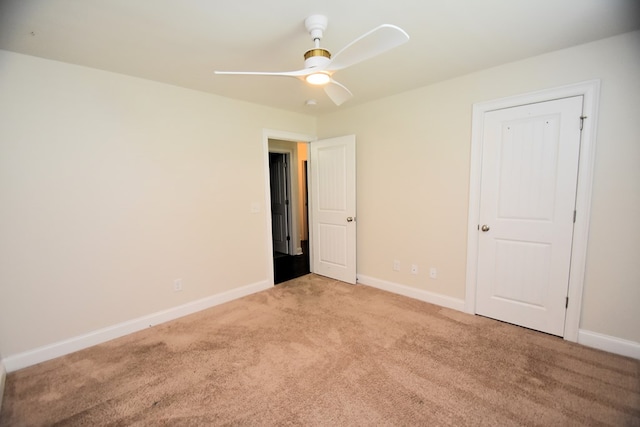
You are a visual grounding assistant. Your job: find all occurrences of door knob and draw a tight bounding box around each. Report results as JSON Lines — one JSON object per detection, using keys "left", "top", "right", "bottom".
{"left": 481, "top": 224, "right": 490, "bottom": 232}
{"left": 347, "top": 217, "right": 354, "bottom": 222}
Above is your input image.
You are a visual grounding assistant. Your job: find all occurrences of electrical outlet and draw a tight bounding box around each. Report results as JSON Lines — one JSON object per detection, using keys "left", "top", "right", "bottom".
{"left": 393, "top": 260, "right": 400, "bottom": 271}
{"left": 411, "top": 264, "right": 418, "bottom": 275}
{"left": 173, "top": 279, "right": 183, "bottom": 292}
{"left": 429, "top": 268, "right": 437, "bottom": 279}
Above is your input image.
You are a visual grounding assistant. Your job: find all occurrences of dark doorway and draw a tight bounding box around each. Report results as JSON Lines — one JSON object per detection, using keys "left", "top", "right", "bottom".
{"left": 269, "top": 151, "right": 310, "bottom": 284}
{"left": 269, "top": 152, "right": 292, "bottom": 255}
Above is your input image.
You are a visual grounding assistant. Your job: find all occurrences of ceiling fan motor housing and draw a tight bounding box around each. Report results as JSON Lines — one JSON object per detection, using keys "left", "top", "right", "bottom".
{"left": 304, "top": 48, "right": 331, "bottom": 69}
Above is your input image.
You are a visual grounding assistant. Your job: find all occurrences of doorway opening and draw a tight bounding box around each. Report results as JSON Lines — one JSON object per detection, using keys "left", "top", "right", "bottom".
{"left": 268, "top": 139, "right": 310, "bottom": 284}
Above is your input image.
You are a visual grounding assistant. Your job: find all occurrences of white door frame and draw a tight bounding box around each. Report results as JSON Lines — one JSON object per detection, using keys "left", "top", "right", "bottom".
{"left": 465, "top": 80, "right": 600, "bottom": 342}
{"left": 262, "top": 129, "right": 316, "bottom": 286}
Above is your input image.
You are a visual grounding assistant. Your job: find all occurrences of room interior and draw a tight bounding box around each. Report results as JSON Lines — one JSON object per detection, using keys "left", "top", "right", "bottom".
{"left": 0, "top": 0, "right": 639, "bottom": 421}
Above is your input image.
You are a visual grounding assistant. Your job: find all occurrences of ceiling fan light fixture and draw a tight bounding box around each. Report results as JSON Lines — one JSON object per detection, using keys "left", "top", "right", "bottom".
{"left": 306, "top": 72, "right": 331, "bottom": 85}
{"left": 215, "top": 15, "right": 410, "bottom": 107}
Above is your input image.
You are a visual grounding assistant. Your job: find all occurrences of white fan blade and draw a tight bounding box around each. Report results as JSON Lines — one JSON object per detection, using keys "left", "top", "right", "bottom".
{"left": 214, "top": 68, "right": 311, "bottom": 77}
{"left": 328, "top": 24, "right": 409, "bottom": 71}
{"left": 324, "top": 79, "right": 353, "bottom": 106}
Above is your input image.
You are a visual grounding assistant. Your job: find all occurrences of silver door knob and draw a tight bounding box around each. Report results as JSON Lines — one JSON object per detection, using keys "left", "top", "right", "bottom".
{"left": 481, "top": 224, "right": 490, "bottom": 232}
{"left": 346, "top": 217, "right": 354, "bottom": 222}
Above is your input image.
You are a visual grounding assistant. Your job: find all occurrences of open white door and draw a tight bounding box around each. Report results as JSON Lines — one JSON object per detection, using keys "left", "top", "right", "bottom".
{"left": 310, "top": 135, "right": 356, "bottom": 284}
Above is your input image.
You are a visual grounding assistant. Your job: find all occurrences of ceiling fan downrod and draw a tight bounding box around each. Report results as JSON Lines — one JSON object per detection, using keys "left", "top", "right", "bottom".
{"left": 303, "top": 15, "right": 331, "bottom": 69}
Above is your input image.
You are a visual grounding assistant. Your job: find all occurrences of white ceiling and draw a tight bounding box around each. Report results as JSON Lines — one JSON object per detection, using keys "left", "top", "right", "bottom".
{"left": 1, "top": 0, "right": 639, "bottom": 116}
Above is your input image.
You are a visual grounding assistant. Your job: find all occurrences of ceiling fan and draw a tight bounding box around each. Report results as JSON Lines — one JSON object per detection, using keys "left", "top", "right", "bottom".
{"left": 214, "top": 15, "right": 409, "bottom": 106}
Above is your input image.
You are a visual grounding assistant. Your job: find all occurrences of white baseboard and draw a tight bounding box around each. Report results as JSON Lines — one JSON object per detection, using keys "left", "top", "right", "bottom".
{"left": 578, "top": 329, "right": 640, "bottom": 360}
{"left": 5, "top": 277, "right": 636, "bottom": 375}
{"left": 3, "top": 280, "right": 271, "bottom": 373}
{"left": 0, "top": 359, "right": 6, "bottom": 414}
{"left": 356, "top": 275, "right": 639, "bottom": 360}
{"left": 357, "top": 274, "right": 466, "bottom": 312}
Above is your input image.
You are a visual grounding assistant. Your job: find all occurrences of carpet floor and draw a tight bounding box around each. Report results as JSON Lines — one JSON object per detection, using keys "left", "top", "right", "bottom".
{"left": 1, "top": 274, "right": 639, "bottom": 426}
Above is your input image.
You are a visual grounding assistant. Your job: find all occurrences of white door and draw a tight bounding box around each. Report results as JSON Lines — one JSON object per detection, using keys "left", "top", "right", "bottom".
{"left": 310, "top": 135, "right": 356, "bottom": 284}
{"left": 269, "top": 153, "right": 290, "bottom": 254}
{"left": 476, "top": 96, "right": 583, "bottom": 336}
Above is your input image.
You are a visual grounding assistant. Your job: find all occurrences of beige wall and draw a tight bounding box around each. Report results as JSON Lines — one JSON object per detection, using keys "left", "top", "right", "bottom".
{"left": 317, "top": 31, "right": 640, "bottom": 343}
{"left": 0, "top": 51, "right": 315, "bottom": 357}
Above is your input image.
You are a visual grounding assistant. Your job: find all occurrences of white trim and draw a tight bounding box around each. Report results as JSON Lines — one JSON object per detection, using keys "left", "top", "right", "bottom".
{"left": 357, "top": 275, "right": 466, "bottom": 312}
{"left": 465, "top": 80, "right": 600, "bottom": 342}
{"left": 578, "top": 330, "right": 640, "bottom": 360}
{"left": 3, "top": 280, "right": 271, "bottom": 372}
{"left": 262, "top": 129, "right": 316, "bottom": 280}
{"left": 0, "top": 359, "right": 5, "bottom": 414}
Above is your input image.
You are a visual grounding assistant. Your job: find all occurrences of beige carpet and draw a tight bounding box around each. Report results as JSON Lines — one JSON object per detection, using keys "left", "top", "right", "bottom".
{"left": 1, "top": 274, "right": 639, "bottom": 426}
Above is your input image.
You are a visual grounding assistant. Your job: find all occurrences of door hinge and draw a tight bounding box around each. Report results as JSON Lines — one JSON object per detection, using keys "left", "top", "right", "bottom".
{"left": 285, "top": 199, "right": 289, "bottom": 205}
{"left": 286, "top": 235, "right": 290, "bottom": 241}
{"left": 580, "top": 115, "right": 587, "bottom": 131}
{"left": 573, "top": 210, "right": 577, "bottom": 223}
{"left": 565, "top": 296, "right": 569, "bottom": 308}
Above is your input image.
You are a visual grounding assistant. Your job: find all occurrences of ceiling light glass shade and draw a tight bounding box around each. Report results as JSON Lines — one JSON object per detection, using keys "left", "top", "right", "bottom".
{"left": 305, "top": 72, "right": 331, "bottom": 85}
